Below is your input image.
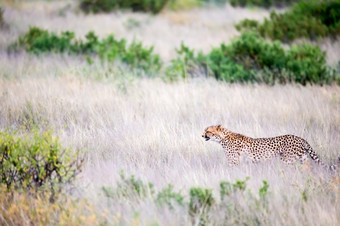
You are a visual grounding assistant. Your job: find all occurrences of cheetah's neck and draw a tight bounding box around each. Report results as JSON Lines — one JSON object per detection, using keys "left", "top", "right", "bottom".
{"left": 219, "top": 128, "right": 252, "bottom": 146}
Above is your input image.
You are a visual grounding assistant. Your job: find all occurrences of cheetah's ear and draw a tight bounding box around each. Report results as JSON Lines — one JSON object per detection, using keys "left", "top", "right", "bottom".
{"left": 217, "top": 125, "right": 222, "bottom": 129}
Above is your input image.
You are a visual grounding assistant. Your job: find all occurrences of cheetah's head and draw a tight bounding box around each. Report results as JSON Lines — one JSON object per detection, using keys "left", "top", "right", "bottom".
{"left": 202, "top": 125, "right": 224, "bottom": 143}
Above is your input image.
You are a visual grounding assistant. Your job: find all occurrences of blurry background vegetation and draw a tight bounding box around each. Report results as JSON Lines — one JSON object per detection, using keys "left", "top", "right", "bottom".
{"left": 5, "top": 0, "right": 340, "bottom": 84}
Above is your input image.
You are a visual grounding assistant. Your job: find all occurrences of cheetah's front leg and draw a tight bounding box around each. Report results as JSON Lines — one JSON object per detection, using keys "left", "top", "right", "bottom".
{"left": 224, "top": 149, "right": 240, "bottom": 166}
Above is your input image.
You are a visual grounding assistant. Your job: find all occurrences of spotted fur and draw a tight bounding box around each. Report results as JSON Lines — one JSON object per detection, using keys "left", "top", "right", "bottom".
{"left": 202, "top": 125, "right": 335, "bottom": 170}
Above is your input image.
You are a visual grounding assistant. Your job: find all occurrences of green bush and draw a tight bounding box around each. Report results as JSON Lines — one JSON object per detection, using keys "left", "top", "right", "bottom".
{"left": 11, "top": 27, "right": 337, "bottom": 84}
{"left": 165, "top": 43, "right": 209, "bottom": 81}
{"left": 10, "top": 27, "right": 98, "bottom": 54}
{"left": 0, "top": 130, "right": 83, "bottom": 192}
{"left": 122, "top": 41, "right": 161, "bottom": 73}
{"left": 12, "top": 28, "right": 79, "bottom": 54}
{"left": 220, "top": 177, "right": 250, "bottom": 201}
{"left": 259, "top": 180, "right": 269, "bottom": 197}
{"left": 166, "top": 32, "right": 336, "bottom": 85}
{"left": 235, "top": 19, "right": 260, "bottom": 32}
{"left": 156, "top": 184, "right": 184, "bottom": 209}
{"left": 80, "top": 0, "right": 118, "bottom": 13}
{"left": 164, "top": 37, "right": 253, "bottom": 82}
{"left": 99, "top": 174, "right": 277, "bottom": 224}
{"left": 101, "top": 174, "right": 154, "bottom": 200}
{"left": 80, "top": 0, "right": 169, "bottom": 14}
{"left": 286, "top": 44, "right": 332, "bottom": 85}
{"left": 189, "top": 187, "right": 215, "bottom": 225}
{"left": 10, "top": 27, "right": 161, "bottom": 75}
{"left": 230, "top": 0, "right": 301, "bottom": 8}
{"left": 116, "top": 172, "right": 154, "bottom": 199}
{"left": 236, "top": 0, "right": 340, "bottom": 42}
{"left": 292, "top": 0, "right": 340, "bottom": 35}
{"left": 207, "top": 46, "right": 250, "bottom": 82}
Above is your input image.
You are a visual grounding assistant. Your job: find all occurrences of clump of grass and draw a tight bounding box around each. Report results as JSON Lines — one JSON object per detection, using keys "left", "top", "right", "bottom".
{"left": 0, "top": 186, "right": 102, "bottom": 225}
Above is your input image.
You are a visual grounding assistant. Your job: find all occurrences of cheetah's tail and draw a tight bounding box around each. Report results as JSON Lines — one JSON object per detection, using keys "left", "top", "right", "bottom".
{"left": 305, "top": 143, "right": 336, "bottom": 172}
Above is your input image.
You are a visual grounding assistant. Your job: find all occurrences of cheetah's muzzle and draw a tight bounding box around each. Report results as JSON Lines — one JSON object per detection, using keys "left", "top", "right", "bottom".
{"left": 202, "top": 135, "right": 210, "bottom": 141}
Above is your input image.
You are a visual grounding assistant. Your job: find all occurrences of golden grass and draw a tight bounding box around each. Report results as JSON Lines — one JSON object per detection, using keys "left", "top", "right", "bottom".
{"left": 0, "top": 186, "right": 103, "bottom": 226}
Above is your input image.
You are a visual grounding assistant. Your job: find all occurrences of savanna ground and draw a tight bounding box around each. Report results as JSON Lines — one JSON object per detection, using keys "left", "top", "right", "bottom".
{"left": 0, "top": 1, "right": 340, "bottom": 225}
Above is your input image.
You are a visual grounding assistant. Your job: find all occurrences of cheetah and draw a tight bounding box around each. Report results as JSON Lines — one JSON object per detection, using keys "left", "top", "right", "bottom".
{"left": 202, "top": 125, "right": 335, "bottom": 170}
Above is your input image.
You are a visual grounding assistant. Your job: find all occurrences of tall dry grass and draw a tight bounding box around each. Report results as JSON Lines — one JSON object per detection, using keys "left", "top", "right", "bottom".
{"left": 0, "top": 1, "right": 339, "bottom": 225}
{"left": 1, "top": 54, "right": 340, "bottom": 225}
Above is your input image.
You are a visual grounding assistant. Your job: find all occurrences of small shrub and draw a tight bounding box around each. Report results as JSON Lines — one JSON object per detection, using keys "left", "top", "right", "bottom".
{"left": 286, "top": 44, "right": 334, "bottom": 85}
{"left": 230, "top": 0, "right": 302, "bottom": 8}
{"left": 11, "top": 27, "right": 78, "bottom": 54}
{"left": 232, "top": 177, "right": 250, "bottom": 191}
{"left": 101, "top": 185, "right": 115, "bottom": 198}
{"left": 156, "top": 184, "right": 184, "bottom": 209}
{"left": 235, "top": 19, "right": 260, "bottom": 32}
{"left": 80, "top": 0, "right": 118, "bottom": 13}
{"left": 122, "top": 41, "right": 161, "bottom": 74}
{"left": 10, "top": 27, "right": 162, "bottom": 75}
{"left": 130, "top": 0, "right": 169, "bottom": 14}
{"left": 259, "top": 10, "right": 328, "bottom": 42}
{"left": 259, "top": 180, "right": 269, "bottom": 197}
{"left": 226, "top": 32, "right": 284, "bottom": 72}
{"left": 165, "top": 43, "right": 210, "bottom": 81}
{"left": 220, "top": 177, "right": 250, "bottom": 201}
{"left": 0, "top": 130, "right": 83, "bottom": 192}
{"left": 220, "top": 181, "right": 233, "bottom": 200}
{"left": 80, "top": 0, "right": 169, "bottom": 14}
{"left": 167, "top": 32, "right": 336, "bottom": 85}
{"left": 80, "top": 31, "right": 100, "bottom": 53}
{"left": 116, "top": 172, "right": 154, "bottom": 199}
{"left": 97, "top": 34, "right": 127, "bottom": 61}
{"left": 189, "top": 187, "right": 215, "bottom": 225}
{"left": 236, "top": 0, "right": 340, "bottom": 42}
